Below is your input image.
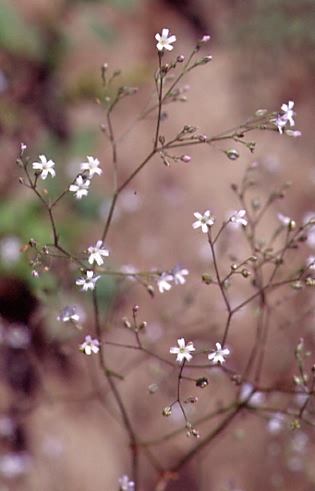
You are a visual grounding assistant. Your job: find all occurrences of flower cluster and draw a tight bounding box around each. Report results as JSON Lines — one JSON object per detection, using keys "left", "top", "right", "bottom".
{"left": 170, "top": 339, "right": 230, "bottom": 365}
{"left": 157, "top": 264, "right": 189, "bottom": 293}
{"left": 69, "top": 156, "right": 102, "bottom": 199}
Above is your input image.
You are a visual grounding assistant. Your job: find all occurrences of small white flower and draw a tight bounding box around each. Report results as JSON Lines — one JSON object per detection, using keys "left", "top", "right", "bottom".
{"left": 277, "top": 212, "right": 291, "bottom": 226}
{"left": 170, "top": 338, "right": 195, "bottom": 363}
{"left": 57, "top": 306, "right": 80, "bottom": 323}
{"left": 80, "top": 156, "right": 102, "bottom": 178}
{"left": 192, "top": 210, "right": 215, "bottom": 233}
{"left": 119, "top": 475, "right": 135, "bottom": 491}
{"left": 171, "top": 264, "right": 189, "bottom": 285}
{"left": 281, "top": 100, "right": 295, "bottom": 127}
{"left": 79, "top": 335, "right": 100, "bottom": 355}
{"left": 239, "top": 382, "right": 265, "bottom": 406}
{"left": 76, "top": 270, "right": 100, "bottom": 291}
{"left": 230, "top": 209, "right": 248, "bottom": 227}
{"left": 208, "top": 342, "right": 230, "bottom": 365}
{"left": 267, "top": 412, "right": 285, "bottom": 434}
{"left": 69, "top": 175, "right": 90, "bottom": 199}
{"left": 88, "top": 240, "right": 109, "bottom": 266}
{"left": 157, "top": 272, "right": 173, "bottom": 293}
{"left": 272, "top": 114, "right": 287, "bottom": 134}
{"left": 32, "top": 155, "right": 56, "bottom": 180}
{"left": 155, "top": 28, "right": 176, "bottom": 51}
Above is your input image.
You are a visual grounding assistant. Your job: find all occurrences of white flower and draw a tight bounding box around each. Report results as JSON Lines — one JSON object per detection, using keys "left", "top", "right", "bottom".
{"left": 281, "top": 100, "right": 295, "bottom": 127}
{"left": 157, "top": 272, "right": 173, "bottom": 293}
{"left": 20, "top": 143, "right": 27, "bottom": 154}
{"left": 192, "top": 210, "right": 215, "bottom": 233}
{"left": 79, "top": 335, "right": 100, "bottom": 355}
{"left": 239, "top": 382, "right": 265, "bottom": 406}
{"left": 208, "top": 342, "right": 230, "bottom": 365}
{"left": 171, "top": 264, "right": 189, "bottom": 285}
{"left": 76, "top": 270, "right": 100, "bottom": 291}
{"left": 170, "top": 338, "right": 195, "bottom": 363}
{"left": 277, "top": 212, "right": 291, "bottom": 226}
{"left": 272, "top": 114, "right": 287, "bottom": 134}
{"left": 118, "top": 475, "right": 135, "bottom": 491}
{"left": 80, "top": 156, "right": 102, "bottom": 178}
{"left": 230, "top": 209, "right": 248, "bottom": 227}
{"left": 32, "top": 155, "right": 56, "bottom": 179}
{"left": 69, "top": 175, "right": 90, "bottom": 199}
{"left": 267, "top": 412, "right": 285, "bottom": 434}
{"left": 57, "top": 306, "right": 80, "bottom": 323}
{"left": 155, "top": 28, "right": 176, "bottom": 51}
{"left": 88, "top": 240, "right": 109, "bottom": 266}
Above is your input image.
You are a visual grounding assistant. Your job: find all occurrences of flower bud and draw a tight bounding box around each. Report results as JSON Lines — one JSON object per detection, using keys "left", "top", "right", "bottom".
{"left": 180, "top": 155, "right": 191, "bottom": 163}
{"left": 162, "top": 406, "right": 172, "bottom": 417}
{"left": 225, "top": 149, "right": 239, "bottom": 160}
{"left": 196, "top": 377, "right": 208, "bottom": 388}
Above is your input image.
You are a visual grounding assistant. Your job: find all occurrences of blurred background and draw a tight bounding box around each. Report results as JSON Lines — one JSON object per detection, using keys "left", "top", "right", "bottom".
{"left": 0, "top": 0, "right": 314, "bottom": 490}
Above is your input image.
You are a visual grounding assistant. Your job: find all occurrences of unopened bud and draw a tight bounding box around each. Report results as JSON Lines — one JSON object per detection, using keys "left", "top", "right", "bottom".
{"left": 181, "top": 155, "right": 191, "bottom": 163}
{"left": 241, "top": 269, "right": 250, "bottom": 278}
{"left": 162, "top": 406, "right": 172, "bottom": 417}
{"left": 139, "top": 321, "right": 147, "bottom": 330}
{"left": 177, "top": 55, "right": 185, "bottom": 63}
{"left": 146, "top": 285, "right": 154, "bottom": 297}
{"left": 255, "top": 109, "right": 267, "bottom": 117}
{"left": 225, "top": 149, "right": 239, "bottom": 161}
{"left": 123, "top": 317, "right": 132, "bottom": 329}
{"left": 202, "top": 273, "right": 212, "bottom": 285}
{"left": 196, "top": 377, "right": 208, "bottom": 388}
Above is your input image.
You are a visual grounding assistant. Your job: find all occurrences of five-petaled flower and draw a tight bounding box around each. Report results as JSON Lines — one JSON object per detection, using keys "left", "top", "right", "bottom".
{"left": 57, "top": 306, "right": 80, "bottom": 323}
{"left": 192, "top": 210, "right": 215, "bottom": 233}
{"left": 155, "top": 28, "right": 176, "bottom": 51}
{"left": 157, "top": 272, "right": 173, "bottom": 293}
{"left": 281, "top": 100, "right": 295, "bottom": 127}
{"left": 171, "top": 264, "right": 189, "bottom": 285}
{"left": 69, "top": 175, "right": 90, "bottom": 199}
{"left": 230, "top": 210, "right": 248, "bottom": 227}
{"left": 88, "top": 240, "right": 109, "bottom": 266}
{"left": 79, "top": 335, "right": 100, "bottom": 355}
{"left": 170, "top": 338, "right": 195, "bottom": 363}
{"left": 32, "top": 155, "right": 56, "bottom": 180}
{"left": 80, "top": 156, "right": 102, "bottom": 178}
{"left": 118, "top": 475, "right": 135, "bottom": 491}
{"left": 76, "top": 270, "right": 100, "bottom": 291}
{"left": 208, "top": 342, "right": 230, "bottom": 365}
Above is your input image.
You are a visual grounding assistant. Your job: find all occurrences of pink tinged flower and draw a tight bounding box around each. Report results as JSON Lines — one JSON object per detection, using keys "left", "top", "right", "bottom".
{"left": 157, "top": 272, "right": 173, "bottom": 293}
{"left": 88, "top": 240, "right": 109, "bottom": 266}
{"left": 118, "top": 475, "right": 135, "bottom": 491}
{"left": 76, "top": 270, "right": 100, "bottom": 291}
{"left": 230, "top": 209, "right": 248, "bottom": 226}
{"left": 208, "top": 342, "right": 230, "bottom": 365}
{"left": 155, "top": 28, "right": 176, "bottom": 51}
{"left": 272, "top": 114, "right": 287, "bottom": 134}
{"left": 180, "top": 155, "right": 191, "bottom": 163}
{"left": 79, "top": 335, "right": 100, "bottom": 355}
{"left": 171, "top": 264, "right": 189, "bottom": 285}
{"left": 170, "top": 338, "right": 195, "bottom": 363}
{"left": 285, "top": 129, "right": 301, "bottom": 137}
{"left": 277, "top": 212, "right": 291, "bottom": 226}
{"left": 281, "top": 100, "right": 295, "bottom": 127}
{"left": 69, "top": 175, "right": 90, "bottom": 199}
{"left": 192, "top": 210, "right": 215, "bottom": 233}
{"left": 32, "top": 155, "right": 56, "bottom": 179}
{"left": 80, "top": 156, "right": 102, "bottom": 178}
